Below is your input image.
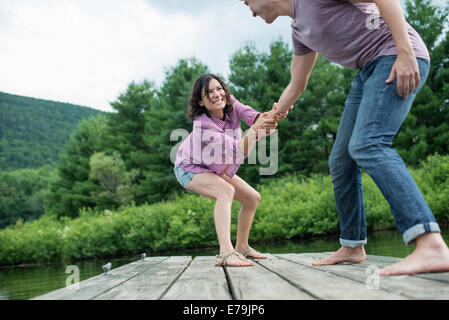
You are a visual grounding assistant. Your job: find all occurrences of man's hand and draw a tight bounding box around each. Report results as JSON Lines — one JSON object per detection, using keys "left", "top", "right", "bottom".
{"left": 366, "top": 0, "right": 421, "bottom": 99}
{"left": 385, "top": 52, "right": 420, "bottom": 99}
{"left": 268, "top": 102, "right": 292, "bottom": 121}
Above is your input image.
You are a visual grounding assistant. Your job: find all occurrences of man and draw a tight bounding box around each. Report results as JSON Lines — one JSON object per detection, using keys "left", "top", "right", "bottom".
{"left": 242, "top": 0, "right": 449, "bottom": 275}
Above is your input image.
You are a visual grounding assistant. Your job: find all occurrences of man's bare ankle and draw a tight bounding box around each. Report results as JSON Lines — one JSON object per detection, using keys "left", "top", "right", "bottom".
{"left": 341, "top": 245, "right": 365, "bottom": 253}
{"left": 416, "top": 232, "right": 448, "bottom": 251}
{"left": 339, "top": 245, "right": 366, "bottom": 261}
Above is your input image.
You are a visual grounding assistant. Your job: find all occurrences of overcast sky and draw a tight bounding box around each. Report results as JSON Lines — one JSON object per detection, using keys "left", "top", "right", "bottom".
{"left": 0, "top": 0, "right": 447, "bottom": 113}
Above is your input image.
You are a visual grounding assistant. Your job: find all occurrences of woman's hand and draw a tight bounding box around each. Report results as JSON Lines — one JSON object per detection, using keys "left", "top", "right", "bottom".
{"left": 252, "top": 112, "right": 277, "bottom": 138}
{"left": 385, "top": 53, "right": 420, "bottom": 99}
{"left": 252, "top": 102, "right": 292, "bottom": 138}
{"left": 241, "top": 113, "right": 276, "bottom": 155}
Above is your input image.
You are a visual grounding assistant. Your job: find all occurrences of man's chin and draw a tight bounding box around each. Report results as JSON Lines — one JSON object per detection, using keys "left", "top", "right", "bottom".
{"left": 262, "top": 16, "right": 277, "bottom": 24}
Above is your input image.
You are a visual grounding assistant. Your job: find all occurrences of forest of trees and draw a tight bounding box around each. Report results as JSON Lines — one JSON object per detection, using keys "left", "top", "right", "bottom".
{"left": 0, "top": 93, "right": 102, "bottom": 228}
{"left": 1, "top": 0, "right": 448, "bottom": 228}
{"left": 0, "top": 92, "right": 102, "bottom": 171}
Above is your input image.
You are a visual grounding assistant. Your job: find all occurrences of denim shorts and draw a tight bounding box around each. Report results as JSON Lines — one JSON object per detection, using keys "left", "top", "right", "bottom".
{"left": 174, "top": 165, "right": 196, "bottom": 189}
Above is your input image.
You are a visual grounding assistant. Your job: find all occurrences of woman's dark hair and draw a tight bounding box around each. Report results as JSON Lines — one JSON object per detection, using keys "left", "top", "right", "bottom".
{"left": 187, "top": 74, "right": 233, "bottom": 120}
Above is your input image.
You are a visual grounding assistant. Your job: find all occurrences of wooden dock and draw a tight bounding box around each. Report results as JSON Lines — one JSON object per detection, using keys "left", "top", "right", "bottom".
{"left": 32, "top": 252, "right": 449, "bottom": 300}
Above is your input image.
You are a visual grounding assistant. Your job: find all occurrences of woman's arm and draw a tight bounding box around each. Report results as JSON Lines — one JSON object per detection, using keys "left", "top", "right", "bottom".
{"left": 353, "top": 0, "right": 420, "bottom": 98}
{"left": 239, "top": 113, "right": 277, "bottom": 155}
{"left": 230, "top": 96, "right": 279, "bottom": 155}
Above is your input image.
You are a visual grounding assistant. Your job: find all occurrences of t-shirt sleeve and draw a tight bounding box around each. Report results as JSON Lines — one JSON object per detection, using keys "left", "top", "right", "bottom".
{"left": 292, "top": 32, "right": 313, "bottom": 56}
{"left": 231, "top": 96, "right": 261, "bottom": 126}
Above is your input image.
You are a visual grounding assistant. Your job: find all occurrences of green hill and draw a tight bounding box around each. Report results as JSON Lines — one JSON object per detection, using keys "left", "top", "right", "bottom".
{"left": 0, "top": 92, "right": 104, "bottom": 171}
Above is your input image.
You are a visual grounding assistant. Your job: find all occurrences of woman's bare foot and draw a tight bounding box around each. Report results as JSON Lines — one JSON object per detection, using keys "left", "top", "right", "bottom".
{"left": 236, "top": 246, "right": 267, "bottom": 259}
{"left": 378, "top": 233, "right": 449, "bottom": 276}
{"left": 312, "top": 245, "right": 366, "bottom": 266}
{"left": 216, "top": 250, "right": 254, "bottom": 267}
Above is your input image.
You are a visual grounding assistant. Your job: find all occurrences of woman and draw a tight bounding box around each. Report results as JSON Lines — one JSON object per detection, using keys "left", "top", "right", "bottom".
{"left": 242, "top": 0, "right": 449, "bottom": 275}
{"left": 174, "top": 74, "right": 287, "bottom": 267}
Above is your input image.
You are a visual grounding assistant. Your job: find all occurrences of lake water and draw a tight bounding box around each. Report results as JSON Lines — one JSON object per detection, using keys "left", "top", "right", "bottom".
{"left": 1, "top": 227, "right": 448, "bottom": 300}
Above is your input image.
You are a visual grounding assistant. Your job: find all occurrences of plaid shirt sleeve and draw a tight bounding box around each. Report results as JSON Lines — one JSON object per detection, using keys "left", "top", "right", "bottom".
{"left": 231, "top": 96, "right": 261, "bottom": 127}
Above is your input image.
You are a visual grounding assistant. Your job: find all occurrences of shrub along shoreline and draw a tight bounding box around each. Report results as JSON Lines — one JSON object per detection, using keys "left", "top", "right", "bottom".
{"left": 0, "top": 154, "right": 448, "bottom": 267}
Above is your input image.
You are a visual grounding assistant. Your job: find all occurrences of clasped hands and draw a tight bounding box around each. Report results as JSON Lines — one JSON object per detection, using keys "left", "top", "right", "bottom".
{"left": 251, "top": 103, "right": 293, "bottom": 138}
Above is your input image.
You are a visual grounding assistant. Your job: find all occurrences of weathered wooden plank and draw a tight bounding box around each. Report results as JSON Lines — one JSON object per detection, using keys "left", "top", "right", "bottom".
{"left": 225, "top": 257, "right": 314, "bottom": 300}
{"left": 257, "top": 254, "right": 406, "bottom": 300}
{"left": 94, "top": 256, "right": 192, "bottom": 300}
{"left": 278, "top": 253, "right": 449, "bottom": 299}
{"left": 32, "top": 257, "right": 168, "bottom": 300}
{"left": 161, "top": 256, "right": 231, "bottom": 300}
{"left": 305, "top": 252, "right": 449, "bottom": 284}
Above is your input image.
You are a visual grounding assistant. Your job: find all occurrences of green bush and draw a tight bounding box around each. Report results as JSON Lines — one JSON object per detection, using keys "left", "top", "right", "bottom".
{"left": 418, "top": 154, "right": 449, "bottom": 222}
{"left": 1, "top": 154, "right": 448, "bottom": 266}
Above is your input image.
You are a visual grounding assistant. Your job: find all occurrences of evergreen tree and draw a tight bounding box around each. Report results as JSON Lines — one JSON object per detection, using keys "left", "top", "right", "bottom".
{"left": 105, "top": 80, "right": 158, "bottom": 204}
{"left": 45, "top": 115, "right": 109, "bottom": 218}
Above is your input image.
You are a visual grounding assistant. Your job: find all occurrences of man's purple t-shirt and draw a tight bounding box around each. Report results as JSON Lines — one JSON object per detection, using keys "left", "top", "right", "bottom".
{"left": 291, "top": 0, "right": 430, "bottom": 69}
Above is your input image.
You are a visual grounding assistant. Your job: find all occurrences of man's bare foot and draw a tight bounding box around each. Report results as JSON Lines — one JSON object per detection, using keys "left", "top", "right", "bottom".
{"left": 378, "top": 233, "right": 449, "bottom": 276}
{"left": 312, "top": 245, "right": 366, "bottom": 266}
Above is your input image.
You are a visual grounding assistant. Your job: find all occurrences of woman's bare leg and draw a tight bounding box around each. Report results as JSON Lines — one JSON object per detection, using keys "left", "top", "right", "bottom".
{"left": 222, "top": 174, "right": 266, "bottom": 258}
{"left": 187, "top": 173, "right": 253, "bottom": 266}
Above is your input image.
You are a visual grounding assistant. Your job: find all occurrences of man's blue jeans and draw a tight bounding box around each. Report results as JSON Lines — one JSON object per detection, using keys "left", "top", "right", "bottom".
{"left": 329, "top": 55, "right": 440, "bottom": 247}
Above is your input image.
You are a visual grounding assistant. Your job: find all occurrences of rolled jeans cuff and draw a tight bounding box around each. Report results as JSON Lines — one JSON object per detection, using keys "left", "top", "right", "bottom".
{"left": 403, "top": 222, "right": 441, "bottom": 245}
{"left": 340, "top": 238, "right": 367, "bottom": 248}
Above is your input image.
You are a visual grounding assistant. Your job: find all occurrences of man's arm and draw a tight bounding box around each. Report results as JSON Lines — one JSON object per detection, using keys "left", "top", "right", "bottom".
{"left": 273, "top": 51, "right": 318, "bottom": 115}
